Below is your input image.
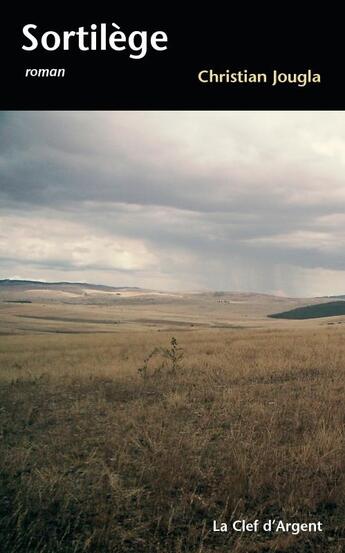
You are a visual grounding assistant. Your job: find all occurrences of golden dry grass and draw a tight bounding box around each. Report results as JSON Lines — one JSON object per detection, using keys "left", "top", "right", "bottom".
{"left": 1, "top": 327, "right": 345, "bottom": 552}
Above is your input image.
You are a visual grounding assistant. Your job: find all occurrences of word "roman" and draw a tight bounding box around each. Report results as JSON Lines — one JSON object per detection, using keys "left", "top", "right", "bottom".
{"left": 22, "top": 23, "right": 168, "bottom": 60}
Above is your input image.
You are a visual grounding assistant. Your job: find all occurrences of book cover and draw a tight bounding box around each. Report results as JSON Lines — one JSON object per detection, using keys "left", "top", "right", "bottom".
{"left": 0, "top": 8, "right": 343, "bottom": 553}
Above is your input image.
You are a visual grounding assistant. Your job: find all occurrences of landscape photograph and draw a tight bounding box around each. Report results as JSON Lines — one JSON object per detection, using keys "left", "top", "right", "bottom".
{"left": 1, "top": 111, "right": 345, "bottom": 552}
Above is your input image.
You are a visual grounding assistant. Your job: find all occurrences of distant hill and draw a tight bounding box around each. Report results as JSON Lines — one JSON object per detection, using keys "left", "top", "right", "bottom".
{"left": 0, "top": 279, "right": 187, "bottom": 306}
{"left": 269, "top": 301, "right": 345, "bottom": 320}
{"left": 0, "top": 279, "right": 141, "bottom": 291}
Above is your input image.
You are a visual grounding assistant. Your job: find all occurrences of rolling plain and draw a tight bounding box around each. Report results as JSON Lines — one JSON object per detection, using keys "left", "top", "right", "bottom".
{"left": 1, "top": 280, "right": 345, "bottom": 552}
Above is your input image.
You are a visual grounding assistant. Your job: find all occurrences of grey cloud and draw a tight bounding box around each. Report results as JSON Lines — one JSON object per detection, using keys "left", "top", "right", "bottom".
{"left": 1, "top": 111, "right": 345, "bottom": 295}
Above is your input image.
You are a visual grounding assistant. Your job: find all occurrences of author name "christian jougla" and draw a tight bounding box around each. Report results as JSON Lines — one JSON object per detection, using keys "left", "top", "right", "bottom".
{"left": 198, "top": 69, "right": 321, "bottom": 87}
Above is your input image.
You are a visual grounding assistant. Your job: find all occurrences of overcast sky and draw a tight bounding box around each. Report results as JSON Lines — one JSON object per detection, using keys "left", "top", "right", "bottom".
{"left": 1, "top": 111, "right": 345, "bottom": 296}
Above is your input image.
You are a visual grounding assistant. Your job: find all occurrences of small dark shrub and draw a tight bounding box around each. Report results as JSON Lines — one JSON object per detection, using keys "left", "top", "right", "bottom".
{"left": 138, "top": 337, "right": 184, "bottom": 379}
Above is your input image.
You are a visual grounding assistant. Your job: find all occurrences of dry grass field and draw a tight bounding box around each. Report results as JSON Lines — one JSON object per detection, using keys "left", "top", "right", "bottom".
{"left": 0, "top": 282, "right": 340, "bottom": 336}
{"left": 1, "top": 321, "right": 345, "bottom": 552}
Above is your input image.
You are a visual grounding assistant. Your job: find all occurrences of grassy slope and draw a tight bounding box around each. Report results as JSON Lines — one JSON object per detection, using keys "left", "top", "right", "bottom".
{"left": 1, "top": 329, "right": 345, "bottom": 552}
{"left": 269, "top": 301, "right": 345, "bottom": 320}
